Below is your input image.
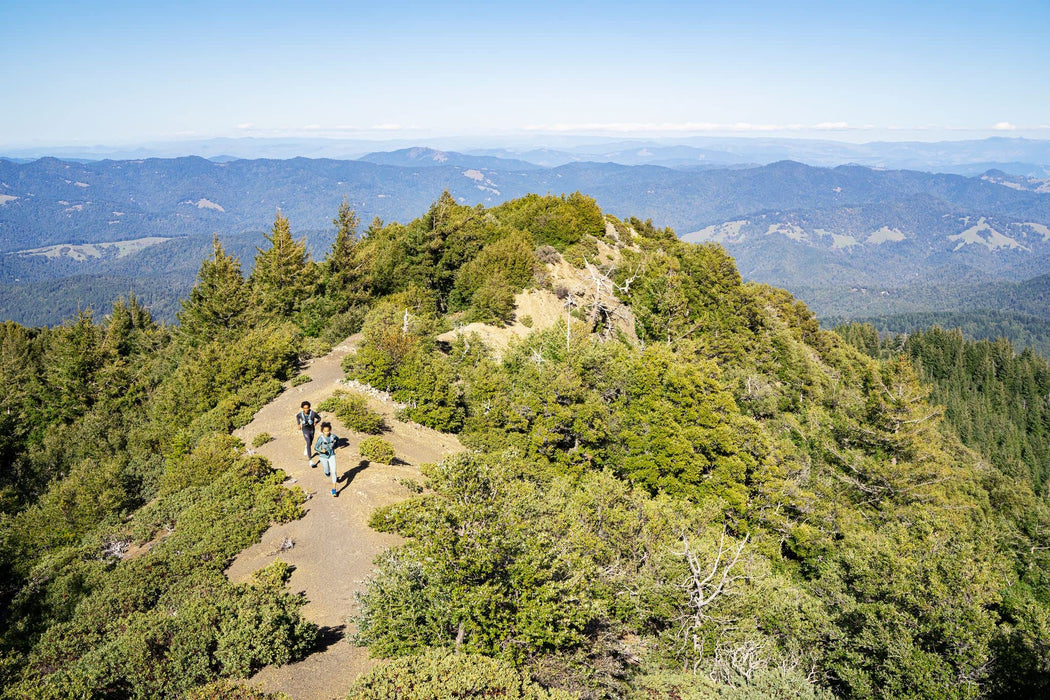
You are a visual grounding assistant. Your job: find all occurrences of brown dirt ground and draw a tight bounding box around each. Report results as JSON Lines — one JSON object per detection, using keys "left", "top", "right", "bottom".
{"left": 226, "top": 336, "right": 463, "bottom": 699}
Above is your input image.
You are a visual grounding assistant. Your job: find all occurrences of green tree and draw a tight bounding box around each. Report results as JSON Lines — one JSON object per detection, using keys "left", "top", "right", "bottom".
{"left": 177, "top": 237, "right": 250, "bottom": 341}
{"left": 104, "top": 294, "right": 156, "bottom": 358}
{"left": 45, "top": 310, "right": 106, "bottom": 421}
{"left": 326, "top": 199, "right": 360, "bottom": 290}
{"left": 251, "top": 211, "right": 314, "bottom": 316}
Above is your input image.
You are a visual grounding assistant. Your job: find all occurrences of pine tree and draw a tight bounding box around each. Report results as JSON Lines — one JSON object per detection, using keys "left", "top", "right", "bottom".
{"left": 177, "top": 237, "right": 250, "bottom": 342}
{"left": 251, "top": 210, "right": 314, "bottom": 315}
{"left": 46, "top": 309, "right": 106, "bottom": 420}
{"left": 0, "top": 321, "right": 37, "bottom": 419}
{"left": 104, "top": 294, "right": 156, "bottom": 357}
{"left": 325, "top": 199, "right": 360, "bottom": 292}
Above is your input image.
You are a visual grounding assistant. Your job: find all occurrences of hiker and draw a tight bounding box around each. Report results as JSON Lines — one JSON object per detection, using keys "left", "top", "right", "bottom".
{"left": 315, "top": 421, "right": 339, "bottom": 496}
{"left": 296, "top": 401, "right": 321, "bottom": 462}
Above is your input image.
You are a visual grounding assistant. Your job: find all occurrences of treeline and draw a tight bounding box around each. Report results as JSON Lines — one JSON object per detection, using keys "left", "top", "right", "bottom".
{"left": 0, "top": 274, "right": 191, "bottom": 327}
{"left": 804, "top": 272, "right": 1050, "bottom": 329}
{"left": 826, "top": 310, "right": 1050, "bottom": 360}
{"left": 836, "top": 322, "right": 1050, "bottom": 495}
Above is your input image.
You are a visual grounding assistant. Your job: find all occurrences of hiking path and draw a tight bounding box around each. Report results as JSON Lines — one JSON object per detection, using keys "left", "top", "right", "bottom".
{"left": 225, "top": 336, "right": 463, "bottom": 699}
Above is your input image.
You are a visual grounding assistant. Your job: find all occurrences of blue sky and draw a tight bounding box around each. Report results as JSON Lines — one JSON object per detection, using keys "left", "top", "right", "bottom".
{"left": 2, "top": 0, "right": 1049, "bottom": 146}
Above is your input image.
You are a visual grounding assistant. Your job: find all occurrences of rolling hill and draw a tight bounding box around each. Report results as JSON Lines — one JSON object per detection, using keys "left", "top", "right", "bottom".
{"left": 3, "top": 154, "right": 1050, "bottom": 325}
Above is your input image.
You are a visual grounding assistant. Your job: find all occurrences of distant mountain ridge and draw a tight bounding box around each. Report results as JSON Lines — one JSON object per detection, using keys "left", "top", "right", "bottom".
{"left": 5, "top": 155, "right": 1049, "bottom": 252}
{"left": 5, "top": 136, "right": 1050, "bottom": 176}
{"left": 357, "top": 146, "right": 542, "bottom": 171}
{"left": 2, "top": 153, "right": 1050, "bottom": 325}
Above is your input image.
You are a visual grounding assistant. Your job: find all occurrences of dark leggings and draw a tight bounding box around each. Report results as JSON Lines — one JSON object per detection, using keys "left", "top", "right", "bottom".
{"left": 303, "top": 429, "right": 315, "bottom": 455}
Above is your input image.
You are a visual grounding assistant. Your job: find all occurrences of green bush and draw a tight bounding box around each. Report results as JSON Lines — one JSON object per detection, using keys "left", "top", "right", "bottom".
{"left": 491, "top": 193, "right": 604, "bottom": 251}
{"left": 3, "top": 448, "right": 315, "bottom": 699}
{"left": 359, "top": 436, "right": 395, "bottom": 464}
{"left": 346, "top": 649, "right": 576, "bottom": 699}
{"left": 449, "top": 229, "right": 535, "bottom": 320}
{"left": 160, "top": 433, "right": 242, "bottom": 495}
{"left": 631, "top": 669, "right": 833, "bottom": 699}
{"left": 186, "top": 680, "right": 291, "bottom": 699}
{"left": 470, "top": 275, "right": 517, "bottom": 325}
{"left": 320, "top": 306, "right": 368, "bottom": 346}
{"left": 318, "top": 391, "right": 386, "bottom": 434}
{"left": 290, "top": 374, "right": 312, "bottom": 387}
{"left": 251, "top": 432, "right": 273, "bottom": 448}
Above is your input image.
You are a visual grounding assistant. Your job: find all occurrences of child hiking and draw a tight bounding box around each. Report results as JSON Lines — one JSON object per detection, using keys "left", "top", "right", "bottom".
{"left": 296, "top": 401, "right": 321, "bottom": 463}
{"left": 315, "top": 422, "right": 339, "bottom": 496}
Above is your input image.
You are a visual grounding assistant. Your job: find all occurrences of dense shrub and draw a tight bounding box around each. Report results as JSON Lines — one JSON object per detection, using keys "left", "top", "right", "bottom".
{"left": 2, "top": 448, "right": 314, "bottom": 699}
{"left": 251, "top": 432, "right": 273, "bottom": 448}
{"left": 449, "top": 229, "right": 536, "bottom": 322}
{"left": 318, "top": 391, "right": 386, "bottom": 434}
{"left": 186, "top": 680, "right": 291, "bottom": 699}
{"left": 346, "top": 649, "right": 576, "bottom": 700}
{"left": 492, "top": 193, "right": 605, "bottom": 251}
{"left": 358, "top": 437, "right": 395, "bottom": 464}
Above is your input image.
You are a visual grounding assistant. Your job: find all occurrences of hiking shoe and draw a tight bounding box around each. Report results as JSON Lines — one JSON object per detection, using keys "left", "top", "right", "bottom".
{"left": 330, "top": 488, "right": 337, "bottom": 497}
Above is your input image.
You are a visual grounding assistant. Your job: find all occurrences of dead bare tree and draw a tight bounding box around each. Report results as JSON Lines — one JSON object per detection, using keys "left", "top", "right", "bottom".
{"left": 581, "top": 258, "right": 634, "bottom": 340}
{"left": 564, "top": 294, "right": 577, "bottom": 350}
{"left": 711, "top": 639, "right": 769, "bottom": 684}
{"left": 674, "top": 527, "right": 750, "bottom": 671}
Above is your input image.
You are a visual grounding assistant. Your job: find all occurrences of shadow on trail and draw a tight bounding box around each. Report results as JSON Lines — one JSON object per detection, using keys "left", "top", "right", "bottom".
{"left": 311, "top": 624, "right": 346, "bottom": 653}
{"left": 338, "top": 460, "right": 369, "bottom": 494}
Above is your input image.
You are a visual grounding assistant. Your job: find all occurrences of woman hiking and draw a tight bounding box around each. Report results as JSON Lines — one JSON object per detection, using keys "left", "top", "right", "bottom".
{"left": 315, "top": 421, "right": 339, "bottom": 496}
{"left": 296, "top": 401, "right": 321, "bottom": 463}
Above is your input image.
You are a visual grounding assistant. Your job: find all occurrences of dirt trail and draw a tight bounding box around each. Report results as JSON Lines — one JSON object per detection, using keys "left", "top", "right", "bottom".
{"left": 226, "top": 336, "right": 463, "bottom": 699}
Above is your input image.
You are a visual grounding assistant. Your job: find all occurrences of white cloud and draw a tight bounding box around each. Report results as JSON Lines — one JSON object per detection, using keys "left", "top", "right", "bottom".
{"left": 228, "top": 123, "right": 422, "bottom": 137}
{"left": 523, "top": 121, "right": 877, "bottom": 133}
{"left": 994, "top": 122, "right": 1017, "bottom": 130}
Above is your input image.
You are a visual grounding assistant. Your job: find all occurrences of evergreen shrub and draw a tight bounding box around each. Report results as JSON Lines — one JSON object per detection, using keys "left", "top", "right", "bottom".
{"left": 319, "top": 391, "right": 386, "bottom": 434}
{"left": 358, "top": 437, "right": 395, "bottom": 464}
{"left": 251, "top": 433, "right": 273, "bottom": 448}
{"left": 346, "top": 649, "right": 576, "bottom": 700}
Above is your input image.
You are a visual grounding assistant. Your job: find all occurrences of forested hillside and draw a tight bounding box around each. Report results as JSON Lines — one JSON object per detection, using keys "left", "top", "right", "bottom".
{"left": 837, "top": 323, "right": 1050, "bottom": 497}
{"left": 828, "top": 310, "right": 1050, "bottom": 360}
{"left": 5, "top": 155, "right": 1050, "bottom": 326}
{"left": 2, "top": 193, "right": 1050, "bottom": 698}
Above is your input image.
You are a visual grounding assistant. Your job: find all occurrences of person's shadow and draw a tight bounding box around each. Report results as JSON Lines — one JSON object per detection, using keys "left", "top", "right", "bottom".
{"left": 337, "top": 459, "right": 368, "bottom": 494}
{"left": 312, "top": 624, "right": 346, "bottom": 652}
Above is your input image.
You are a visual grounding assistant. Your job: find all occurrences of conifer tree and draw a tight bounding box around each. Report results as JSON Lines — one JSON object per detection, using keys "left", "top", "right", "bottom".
{"left": 0, "top": 321, "right": 37, "bottom": 419}
{"left": 325, "top": 199, "right": 360, "bottom": 291}
{"left": 177, "top": 237, "right": 250, "bottom": 341}
{"left": 104, "top": 294, "right": 155, "bottom": 357}
{"left": 46, "top": 309, "right": 105, "bottom": 420}
{"left": 251, "top": 210, "right": 314, "bottom": 315}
